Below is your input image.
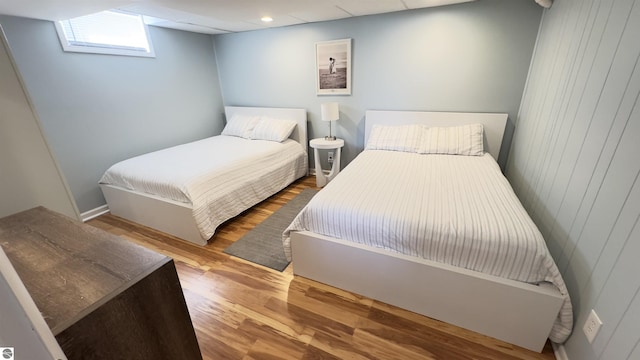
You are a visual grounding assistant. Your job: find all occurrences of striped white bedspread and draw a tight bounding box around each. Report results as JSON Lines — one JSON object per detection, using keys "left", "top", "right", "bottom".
{"left": 101, "top": 135, "right": 307, "bottom": 239}
{"left": 283, "top": 150, "right": 572, "bottom": 343}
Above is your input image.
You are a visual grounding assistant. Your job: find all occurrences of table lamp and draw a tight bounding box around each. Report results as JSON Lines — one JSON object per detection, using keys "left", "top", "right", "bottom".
{"left": 321, "top": 102, "right": 339, "bottom": 141}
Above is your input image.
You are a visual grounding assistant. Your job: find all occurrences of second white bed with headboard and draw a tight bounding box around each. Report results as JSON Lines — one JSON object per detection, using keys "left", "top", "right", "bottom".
{"left": 285, "top": 110, "right": 572, "bottom": 352}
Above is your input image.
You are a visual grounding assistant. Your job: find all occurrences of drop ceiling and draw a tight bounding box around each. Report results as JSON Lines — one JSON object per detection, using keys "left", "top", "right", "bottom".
{"left": 0, "top": 0, "right": 476, "bottom": 35}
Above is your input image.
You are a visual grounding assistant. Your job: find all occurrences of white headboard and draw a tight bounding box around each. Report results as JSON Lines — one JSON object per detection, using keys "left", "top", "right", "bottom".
{"left": 365, "top": 110, "right": 508, "bottom": 160}
{"left": 224, "top": 106, "right": 308, "bottom": 152}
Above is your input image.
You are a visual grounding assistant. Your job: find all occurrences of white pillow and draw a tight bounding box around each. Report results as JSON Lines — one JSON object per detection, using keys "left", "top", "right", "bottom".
{"left": 221, "top": 114, "right": 261, "bottom": 138}
{"left": 418, "top": 123, "right": 484, "bottom": 156}
{"left": 365, "top": 124, "right": 423, "bottom": 153}
{"left": 251, "top": 117, "right": 297, "bottom": 142}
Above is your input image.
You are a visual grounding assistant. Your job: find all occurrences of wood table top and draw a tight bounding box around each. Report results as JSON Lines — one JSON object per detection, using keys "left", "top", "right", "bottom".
{"left": 0, "top": 206, "right": 169, "bottom": 335}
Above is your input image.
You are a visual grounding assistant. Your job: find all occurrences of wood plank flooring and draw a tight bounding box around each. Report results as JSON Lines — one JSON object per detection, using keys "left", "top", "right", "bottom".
{"left": 88, "top": 176, "right": 557, "bottom": 360}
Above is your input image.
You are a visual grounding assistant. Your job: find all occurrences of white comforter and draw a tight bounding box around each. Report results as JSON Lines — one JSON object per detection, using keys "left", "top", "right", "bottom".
{"left": 101, "top": 135, "right": 307, "bottom": 239}
{"left": 283, "top": 150, "right": 572, "bottom": 343}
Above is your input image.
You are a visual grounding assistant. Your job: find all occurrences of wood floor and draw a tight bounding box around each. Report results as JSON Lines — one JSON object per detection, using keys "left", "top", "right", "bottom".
{"left": 88, "top": 176, "right": 557, "bottom": 360}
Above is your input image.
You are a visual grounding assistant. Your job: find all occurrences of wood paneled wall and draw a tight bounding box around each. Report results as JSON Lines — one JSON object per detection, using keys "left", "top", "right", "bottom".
{"left": 506, "top": 0, "right": 640, "bottom": 359}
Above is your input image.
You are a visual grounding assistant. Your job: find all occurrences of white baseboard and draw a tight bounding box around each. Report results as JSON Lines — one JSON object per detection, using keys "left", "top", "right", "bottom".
{"left": 552, "top": 342, "right": 569, "bottom": 360}
{"left": 80, "top": 204, "right": 109, "bottom": 222}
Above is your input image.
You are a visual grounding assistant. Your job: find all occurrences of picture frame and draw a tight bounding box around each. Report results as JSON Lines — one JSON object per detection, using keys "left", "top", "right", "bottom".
{"left": 316, "top": 38, "right": 351, "bottom": 95}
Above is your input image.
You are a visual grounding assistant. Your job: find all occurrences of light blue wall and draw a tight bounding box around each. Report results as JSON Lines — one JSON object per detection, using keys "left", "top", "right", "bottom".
{"left": 507, "top": 0, "right": 640, "bottom": 358}
{"left": 213, "top": 0, "right": 542, "bottom": 170}
{"left": 0, "top": 15, "right": 225, "bottom": 213}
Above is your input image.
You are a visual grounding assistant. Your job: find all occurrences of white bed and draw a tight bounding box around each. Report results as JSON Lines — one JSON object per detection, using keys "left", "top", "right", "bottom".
{"left": 286, "top": 110, "right": 572, "bottom": 352}
{"left": 100, "top": 106, "right": 308, "bottom": 245}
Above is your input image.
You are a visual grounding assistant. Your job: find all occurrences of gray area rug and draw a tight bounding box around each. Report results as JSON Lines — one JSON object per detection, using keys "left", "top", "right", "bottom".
{"left": 223, "top": 188, "right": 318, "bottom": 271}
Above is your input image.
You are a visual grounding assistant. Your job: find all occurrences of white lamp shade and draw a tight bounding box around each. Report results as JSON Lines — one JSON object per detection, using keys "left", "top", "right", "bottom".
{"left": 321, "top": 103, "right": 339, "bottom": 122}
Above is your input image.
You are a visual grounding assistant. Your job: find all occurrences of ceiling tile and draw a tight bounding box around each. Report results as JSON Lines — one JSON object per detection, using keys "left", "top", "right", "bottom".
{"left": 0, "top": 0, "right": 480, "bottom": 34}
{"left": 246, "top": 15, "right": 307, "bottom": 29}
{"left": 288, "top": 5, "right": 352, "bottom": 23}
{"left": 122, "top": 3, "right": 261, "bottom": 32}
{"left": 329, "top": 0, "right": 407, "bottom": 16}
{"left": 0, "top": 0, "right": 132, "bottom": 21}
{"left": 147, "top": 21, "right": 229, "bottom": 35}
{"left": 402, "top": 0, "right": 476, "bottom": 9}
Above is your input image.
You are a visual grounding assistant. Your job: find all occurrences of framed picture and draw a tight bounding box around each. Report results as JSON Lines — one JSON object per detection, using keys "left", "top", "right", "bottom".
{"left": 316, "top": 38, "right": 351, "bottom": 95}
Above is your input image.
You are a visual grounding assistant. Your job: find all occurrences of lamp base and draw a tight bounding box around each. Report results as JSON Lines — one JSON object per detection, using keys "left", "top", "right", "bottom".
{"left": 324, "top": 136, "right": 337, "bottom": 141}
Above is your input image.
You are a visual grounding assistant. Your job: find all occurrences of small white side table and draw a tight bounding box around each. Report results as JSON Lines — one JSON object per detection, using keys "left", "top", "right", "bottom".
{"left": 309, "top": 138, "right": 344, "bottom": 187}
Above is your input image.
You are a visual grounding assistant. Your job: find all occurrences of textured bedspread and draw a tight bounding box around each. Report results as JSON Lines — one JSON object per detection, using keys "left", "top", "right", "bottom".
{"left": 283, "top": 150, "right": 572, "bottom": 343}
{"left": 101, "top": 135, "right": 307, "bottom": 239}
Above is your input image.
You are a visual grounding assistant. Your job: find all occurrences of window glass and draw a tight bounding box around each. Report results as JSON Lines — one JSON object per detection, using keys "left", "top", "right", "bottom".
{"left": 55, "top": 10, "right": 155, "bottom": 58}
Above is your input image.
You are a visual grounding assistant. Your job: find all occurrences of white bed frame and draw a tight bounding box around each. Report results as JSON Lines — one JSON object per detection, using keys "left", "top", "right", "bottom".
{"left": 100, "top": 106, "right": 307, "bottom": 245}
{"left": 291, "top": 110, "right": 564, "bottom": 352}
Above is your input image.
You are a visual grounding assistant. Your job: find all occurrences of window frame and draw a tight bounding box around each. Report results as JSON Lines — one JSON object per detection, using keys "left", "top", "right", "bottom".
{"left": 54, "top": 10, "right": 156, "bottom": 58}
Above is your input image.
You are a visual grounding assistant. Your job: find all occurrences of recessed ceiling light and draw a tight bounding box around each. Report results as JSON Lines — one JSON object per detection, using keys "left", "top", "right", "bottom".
{"left": 261, "top": 16, "right": 273, "bottom": 22}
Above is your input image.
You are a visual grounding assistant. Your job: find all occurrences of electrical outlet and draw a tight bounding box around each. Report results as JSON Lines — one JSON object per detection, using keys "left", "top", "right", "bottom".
{"left": 328, "top": 151, "right": 334, "bottom": 163}
{"left": 583, "top": 309, "right": 603, "bottom": 344}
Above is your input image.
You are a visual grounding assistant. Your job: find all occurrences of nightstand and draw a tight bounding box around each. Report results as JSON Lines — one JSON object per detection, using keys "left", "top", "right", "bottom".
{"left": 310, "top": 138, "right": 345, "bottom": 187}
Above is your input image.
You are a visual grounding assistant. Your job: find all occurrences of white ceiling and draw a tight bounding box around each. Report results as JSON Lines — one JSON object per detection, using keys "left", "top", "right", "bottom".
{"left": 0, "top": 0, "right": 476, "bottom": 35}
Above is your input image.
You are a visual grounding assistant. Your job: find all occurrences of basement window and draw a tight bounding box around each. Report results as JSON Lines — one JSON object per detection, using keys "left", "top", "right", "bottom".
{"left": 55, "top": 10, "right": 155, "bottom": 58}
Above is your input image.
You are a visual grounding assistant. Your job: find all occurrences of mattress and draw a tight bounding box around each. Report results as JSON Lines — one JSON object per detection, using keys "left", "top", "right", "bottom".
{"left": 283, "top": 150, "right": 572, "bottom": 343}
{"left": 101, "top": 135, "right": 307, "bottom": 239}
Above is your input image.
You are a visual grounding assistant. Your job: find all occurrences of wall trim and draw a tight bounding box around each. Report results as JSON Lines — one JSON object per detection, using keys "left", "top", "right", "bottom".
{"left": 552, "top": 342, "right": 569, "bottom": 360}
{"left": 81, "top": 204, "right": 109, "bottom": 222}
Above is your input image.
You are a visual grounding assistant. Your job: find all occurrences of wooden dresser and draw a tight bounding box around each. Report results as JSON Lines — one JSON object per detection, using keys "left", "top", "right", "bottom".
{"left": 0, "top": 207, "right": 202, "bottom": 360}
